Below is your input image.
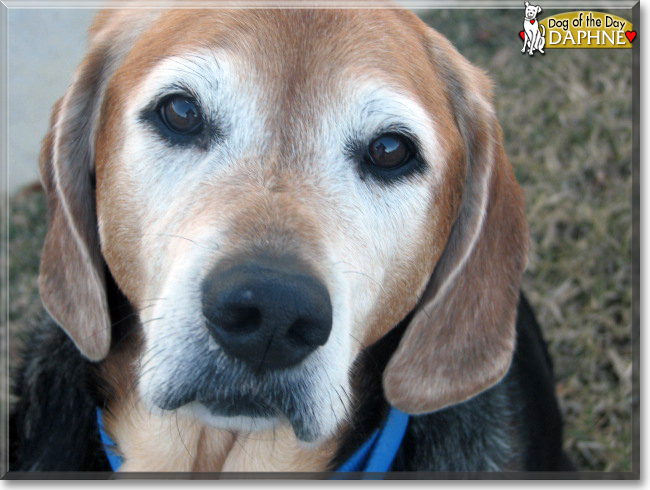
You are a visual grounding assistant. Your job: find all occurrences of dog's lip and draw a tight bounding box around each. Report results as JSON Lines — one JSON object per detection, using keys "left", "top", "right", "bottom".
{"left": 198, "top": 394, "right": 318, "bottom": 442}
{"left": 156, "top": 390, "right": 279, "bottom": 419}
{"left": 197, "top": 394, "right": 279, "bottom": 419}
{"left": 157, "top": 390, "right": 319, "bottom": 442}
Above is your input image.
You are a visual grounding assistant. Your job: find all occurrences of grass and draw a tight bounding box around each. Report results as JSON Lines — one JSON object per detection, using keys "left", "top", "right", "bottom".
{"left": 5, "top": 7, "right": 634, "bottom": 474}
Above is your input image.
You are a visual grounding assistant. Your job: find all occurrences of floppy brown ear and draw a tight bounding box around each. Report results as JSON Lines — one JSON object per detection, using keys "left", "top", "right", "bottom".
{"left": 383, "top": 30, "right": 529, "bottom": 414}
{"left": 38, "top": 9, "right": 160, "bottom": 361}
{"left": 38, "top": 42, "right": 114, "bottom": 361}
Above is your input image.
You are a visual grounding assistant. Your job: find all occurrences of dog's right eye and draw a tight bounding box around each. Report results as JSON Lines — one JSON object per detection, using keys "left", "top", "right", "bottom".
{"left": 158, "top": 95, "right": 203, "bottom": 134}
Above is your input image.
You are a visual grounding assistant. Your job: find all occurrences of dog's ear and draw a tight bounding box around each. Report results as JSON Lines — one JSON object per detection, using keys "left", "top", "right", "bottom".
{"left": 537, "top": 6, "right": 543, "bottom": 14}
{"left": 38, "top": 44, "right": 112, "bottom": 361}
{"left": 38, "top": 11, "right": 150, "bottom": 361}
{"left": 525, "top": 1, "right": 530, "bottom": 7}
{"left": 383, "top": 29, "right": 529, "bottom": 414}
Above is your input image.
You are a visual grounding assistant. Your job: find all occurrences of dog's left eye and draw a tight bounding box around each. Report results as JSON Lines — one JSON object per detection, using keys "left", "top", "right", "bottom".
{"left": 159, "top": 95, "right": 203, "bottom": 134}
{"left": 366, "top": 133, "right": 413, "bottom": 169}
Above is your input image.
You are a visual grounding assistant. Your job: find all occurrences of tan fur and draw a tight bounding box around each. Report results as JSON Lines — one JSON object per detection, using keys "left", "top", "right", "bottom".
{"left": 105, "top": 399, "right": 339, "bottom": 472}
{"left": 41, "top": 5, "right": 529, "bottom": 471}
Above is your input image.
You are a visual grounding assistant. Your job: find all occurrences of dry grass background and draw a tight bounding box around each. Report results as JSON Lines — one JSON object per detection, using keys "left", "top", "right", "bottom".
{"left": 5, "top": 7, "right": 634, "bottom": 474}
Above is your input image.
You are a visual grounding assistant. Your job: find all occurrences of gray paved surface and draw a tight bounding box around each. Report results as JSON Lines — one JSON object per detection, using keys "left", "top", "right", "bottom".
{"left": 7, "top": 8, "right": 98, "bottom": 194}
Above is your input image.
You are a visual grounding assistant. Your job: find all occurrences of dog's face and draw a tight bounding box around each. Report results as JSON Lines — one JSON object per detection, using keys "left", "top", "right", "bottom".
{"left": 38, "top": 7, "right": 528, "bottom": 444}
{"left": 524, "top": 2, "right": 542, "bottom": 20}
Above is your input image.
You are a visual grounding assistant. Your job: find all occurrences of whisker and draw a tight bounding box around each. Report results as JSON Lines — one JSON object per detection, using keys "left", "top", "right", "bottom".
{"left": 141, "top": 232, "right": 200, "bottom": 246}
{"left": 341, "top": 269, "right": 388, "bottom": 296}
{"left": 174, "top": 410, "right": 193, "bottom": 459}
{"left": 349, "top": 333, "right": 383, "bottom": 374}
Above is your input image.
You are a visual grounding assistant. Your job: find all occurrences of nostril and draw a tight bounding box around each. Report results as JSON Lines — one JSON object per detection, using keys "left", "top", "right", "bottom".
{"left": 286, "top": 318, "right": 310, "bottom": 347}
{"left": 287, "top": 317, "right": 329, "bottom": 347}
{"left": 219, "top": 304, "right": 262, "bottom": 334}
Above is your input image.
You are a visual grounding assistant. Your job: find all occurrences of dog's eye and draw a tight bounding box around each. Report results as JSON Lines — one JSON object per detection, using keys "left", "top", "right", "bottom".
{"left": 159, "top": 95, "right": 203, "bottom": 134}
{"left": 366, "top": 133, "right": 412, "bottom": 169}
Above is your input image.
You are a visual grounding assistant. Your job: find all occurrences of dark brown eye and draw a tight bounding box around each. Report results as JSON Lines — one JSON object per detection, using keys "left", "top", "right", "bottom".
{"left": 367, "top": 133, "right": 411, "bottom": 169}
{"left": 160, "top": 96, "right": 203, "bottom": 134}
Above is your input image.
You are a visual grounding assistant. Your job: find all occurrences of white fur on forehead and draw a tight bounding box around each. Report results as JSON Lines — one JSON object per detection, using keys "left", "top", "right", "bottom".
{"left": 128, "top": 50, "right": 267, "bottom": 156}
{"left": 131, "top": 51, "right": 444, "bottom": 162}
{"left": 339, "top": 80, "right": 443, "bottom": 174}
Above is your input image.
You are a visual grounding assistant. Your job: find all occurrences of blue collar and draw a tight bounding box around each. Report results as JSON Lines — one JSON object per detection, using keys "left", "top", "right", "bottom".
{"left": 97, "top": 406, "right": 409, "bottom": 475}
{"left": 334, "top": 406, "right": 410, "bottom": 475}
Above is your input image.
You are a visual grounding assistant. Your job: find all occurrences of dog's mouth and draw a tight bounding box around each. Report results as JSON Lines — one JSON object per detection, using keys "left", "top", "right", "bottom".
{"left": 198, "top": 395, "right": 278, "bottom": 419}
{"left": 150, "top": 372, "right": 326, "bottom": 442}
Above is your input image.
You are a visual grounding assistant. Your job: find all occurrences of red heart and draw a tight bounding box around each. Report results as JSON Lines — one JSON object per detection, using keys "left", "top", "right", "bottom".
{"left": 625, "top": 31, "right": 636, "bottom": 43}
{"left": 530, "top": 19, "right": 536, "bottom": 24}
{"left": 520, "top": 30, "right": 525, "bottom": 40}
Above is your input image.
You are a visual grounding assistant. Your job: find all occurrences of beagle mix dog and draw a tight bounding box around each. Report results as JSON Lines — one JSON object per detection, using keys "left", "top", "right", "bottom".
{"left": 11, "top": 6, "right": 573, "bottom": 474}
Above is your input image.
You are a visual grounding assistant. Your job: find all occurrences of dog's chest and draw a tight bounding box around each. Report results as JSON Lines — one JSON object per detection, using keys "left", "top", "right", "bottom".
{"left": 103, "top": 401, "right": 338, "bottom": 472}
{"left": 524, "top": 20, "right": 539, "bottom": 32}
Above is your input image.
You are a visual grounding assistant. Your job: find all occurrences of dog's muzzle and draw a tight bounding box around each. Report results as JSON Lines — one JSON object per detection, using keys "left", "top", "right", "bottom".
{"left": 201, "top": 256, "right": 333, "bottom": 371}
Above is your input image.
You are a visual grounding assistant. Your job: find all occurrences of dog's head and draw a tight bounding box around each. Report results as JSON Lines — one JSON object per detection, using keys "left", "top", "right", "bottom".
{"left": 524, "top": 2, "right": 542, "bottom": 20}
{"left": 38, "top": 7, "right": 528, "bottom": 443}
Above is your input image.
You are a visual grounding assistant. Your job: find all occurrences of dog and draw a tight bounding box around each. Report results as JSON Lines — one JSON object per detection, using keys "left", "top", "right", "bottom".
{"left": 10, "top": 6, "right": 574, "bottom": 474}
{"left": 522, "top": 1, "right": 546, "bottom": 55}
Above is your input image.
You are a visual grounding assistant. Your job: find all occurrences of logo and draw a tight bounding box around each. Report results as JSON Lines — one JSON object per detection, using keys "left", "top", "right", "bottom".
{"left": 520, "top": 1, "right": 545, "bottom": 55}
{"left": 518, "top": 4, "right": 635, "bottom": 53}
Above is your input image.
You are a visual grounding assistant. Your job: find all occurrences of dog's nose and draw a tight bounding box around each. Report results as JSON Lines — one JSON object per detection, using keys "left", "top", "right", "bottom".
{"left": 201, "top": 258, "right": 332, "bottom": 370}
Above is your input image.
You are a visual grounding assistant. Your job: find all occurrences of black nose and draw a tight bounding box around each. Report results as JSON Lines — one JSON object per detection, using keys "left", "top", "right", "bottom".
{"left": 201, "top": 258, "right": 333, "bottom": 370}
